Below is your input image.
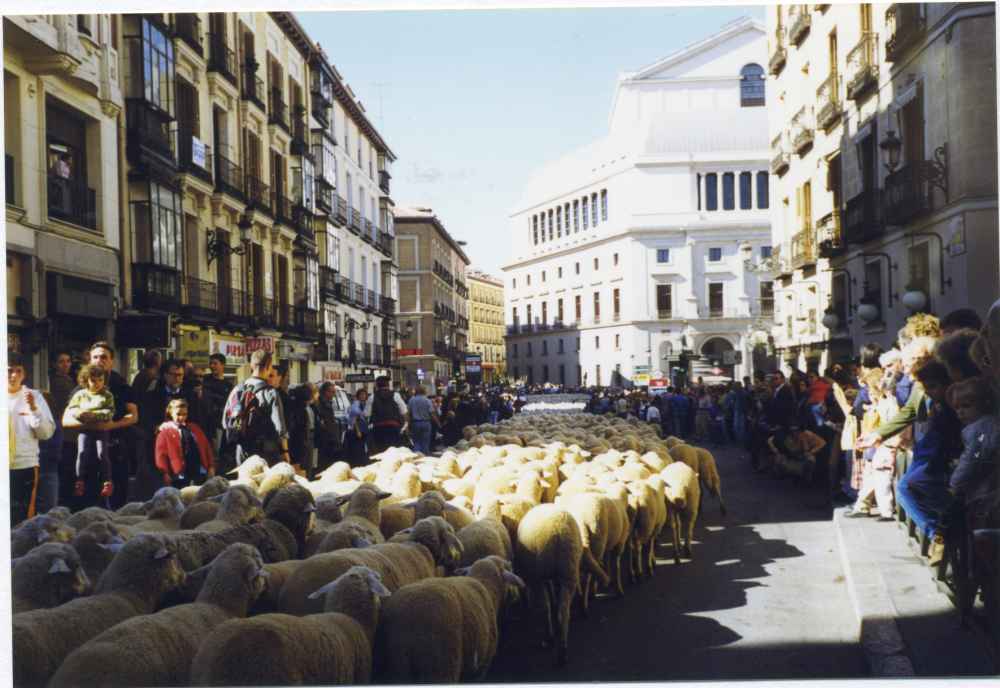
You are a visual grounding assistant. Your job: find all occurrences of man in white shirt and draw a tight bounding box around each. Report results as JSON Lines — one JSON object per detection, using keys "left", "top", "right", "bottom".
{"left": 646, "top": 402, "right": 661, "bottom": 427}
{"left": 8, "top": 352, "right": 55, "bottom": 524}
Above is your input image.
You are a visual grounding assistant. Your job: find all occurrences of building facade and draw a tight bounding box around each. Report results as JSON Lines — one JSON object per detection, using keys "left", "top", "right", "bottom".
{"left": 5, "top": 14, "right": 124, "bottom": 386}
{"left": 394, "top": 207, "right": 470, "bottom": 391}
{"left": 4, "top": 12, "right": 399, "bottom": 389}
{"left": 768, "top": 2, "right": 998, "bottom": 372}
{"left": 504, "top": 18, "right": 777, "bottom": 389}
{"left": 467, "top": 270, "right": 506, "bottom": 384}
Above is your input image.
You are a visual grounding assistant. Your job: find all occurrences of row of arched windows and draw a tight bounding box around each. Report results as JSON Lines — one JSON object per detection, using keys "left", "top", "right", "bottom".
{"left": 697, "top": 170, "right": 769, "bottom": 211}
{"left": 530, "top": 189, "right": 608, "bottom": 246}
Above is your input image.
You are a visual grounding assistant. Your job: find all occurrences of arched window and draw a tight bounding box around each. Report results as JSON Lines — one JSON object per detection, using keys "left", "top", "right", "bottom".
{"left": 740, "top": 64, "right": 765, "bottom": 107}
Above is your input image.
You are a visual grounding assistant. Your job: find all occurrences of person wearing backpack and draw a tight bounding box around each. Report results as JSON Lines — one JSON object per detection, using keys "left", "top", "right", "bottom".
{"left": 364, "top": 376, "right": 408, "bottom": 456}
{"left": 223, "top": 350, "right": 290, "bottom": 466}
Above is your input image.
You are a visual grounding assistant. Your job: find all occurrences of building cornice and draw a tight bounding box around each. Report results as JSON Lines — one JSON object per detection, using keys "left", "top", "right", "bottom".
{"left": 395, "top": 212, "right": 471, "bottom": 265}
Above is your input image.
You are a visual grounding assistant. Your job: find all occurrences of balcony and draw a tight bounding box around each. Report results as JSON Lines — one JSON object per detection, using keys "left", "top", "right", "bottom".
{"left": 365, "top": 220, "right": 377, "bottom": 243}
{"left": 294, "top": 306, "right": 320, "bottom": 339}
{"left": 268, "top": 88, "right": 289, "bottom": 132}
{"left": 455, "top": 281, "right": 469, "bottom": 299}
{"left": 241, "top": 63, "right": 266, "bottom": 112}
{"left": 657, "top": 309, "right": 674, "bottom": 320}
{"left": 754, "top": 298, "right": 776, "bottom": 318}
{"left": 816, "top": 210, "right": 846, "bottom": 258}
{"left": 380, "top": 295, "right": 396, "bottom": 316}
{"left": 772, "top": 244, "right": 792, "bottom": 277}
{"left": 274, "top": 193, "right": 295, "bottom": 227}
{"left": 252, "top": 296, "right": 277, "bottom": 329}
{"left": 885, "top": 3, "right": 926, "bottom": 63}
{"left": 816, "top": 73, "right": 842, "bottom": 130}
{"left": 698, "top": 307, "right": 749, "bottom": 319}
{"left": 791, "top": 228, "right": 816, "bottom": 269}
{"left": 769, "top": 27, "right": 787, "bottom": 76}
{"left": 361, "top": 219, "right": 375, "bottom": 243}
{"left": 844, "top": 189, "right": 882, "bottom": 244}
{"left": 47, "top": 176, "right": 96, "bottom": 229}
{"left": 771, "top": 133, "right": 790, "bottom": 176}
{"left": 125, "top": 100, "right": 177, "bottom": 178}
{"left": 378, "top": 169, "right": 391, "bottom": 195}
{"left": 788, "top": 5, "right": 811, "bottom": 45}
{"left": 276, "top": 303, "right": 294, "bottom": 332}
{"left": 791, "top": 106, "right": 814, "bottom": 155}
{"left": 214, "top": 152, "right": 243, "bottom": 200}
{"left": 220, "top": 287, "right": 250, "bottom": 326}
{"left": 177, "top": 128, "right": 213, "bottom": 184}
{"left": 320, "top": 266, "right": 338, "bottom": 299}
{"left": 433, "top": 340, "right": 448, "bottom": 358}
{"left": 846, "top": 32, "right": 879, "bottom": 102}
{"left": 244, "top": 174, "right": 271, "bottom": 215}
{"left": 350, "top": 208, "right": 363, "bottom": 233}
{"left": 207, "top": 34, "right": 237, "bottom": 86}
{"left": 815, "top": 3, "right": 830, "bottom": 11}
{"left": 334, "top": 195, "right": 348, "bottom": 226}
{"left": 173, "top": 14, "right": 202, "bottom": 56}
{"left": 433, "top": 261, "right": 455, "bottom": 286}
{"left": 291, "top": 106, "right": 309, "bottom": 156}
{"left": 378, "top": 231, "right": 394, "bottom": 258}
{"left": 132, "top": 263, "right": 180, "bottom": 312}
{"left": 457, "top": 315, "right": 469, "bottom": 330}
{"left": 314, "top": 179, "right": 333, "bottom": 215}
{"left": 366, "top": 289, "right": 378, "bottom": 313}
{"left": 181, "top": 276, "right": 218, "bottom": 321}
{"left": 883, "top": 162, "right": 932, "bottom": 226}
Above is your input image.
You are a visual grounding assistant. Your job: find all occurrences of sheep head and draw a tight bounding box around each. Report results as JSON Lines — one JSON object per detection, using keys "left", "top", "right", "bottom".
{"left": 194, "top": 476, "right": 230, "bottom": 502}
{"left": 144, "top": 489, "right": 186, "bottom": 520}
{"left": 333, "top": 483, "right": 392, "bottom": 525}
{"left": 409, "top": 516, "right": 464, "bottom": 572}
{"left": 218, "top": 485, "right": 265, "bottom": 524}
{"left": 97, "top": 533, "right": 186, "bottom": 599}
{"left": 14, "top": 543, "right": 91, "bottom": 605}
{"left": 263, "top": 484, "right": 318, "bottom": 552}
{"left": 197, "top": 543, "right": 269, "bottom": 616}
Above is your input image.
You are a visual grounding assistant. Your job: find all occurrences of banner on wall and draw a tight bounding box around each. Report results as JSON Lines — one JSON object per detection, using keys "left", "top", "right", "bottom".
{"left": 178, "top": 329, "right": 210, "bottom": 367}
{"left": 246, "top": 337, "right": 275, "bottom": 356}
{"left": 210, "top": 333, "right": 246, "bottom": 361}
{"left": 321, "top": 363, "right": 344, "bottom": 383}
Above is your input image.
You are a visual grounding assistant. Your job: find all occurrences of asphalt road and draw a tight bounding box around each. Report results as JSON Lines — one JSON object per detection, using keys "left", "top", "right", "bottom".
{"left": 487, "top": 441, "right": 868, "bottom": 682}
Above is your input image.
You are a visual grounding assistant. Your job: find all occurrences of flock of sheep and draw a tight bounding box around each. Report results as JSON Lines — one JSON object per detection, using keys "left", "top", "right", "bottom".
{"left": 11, "top": 412, "right": 724, "bottom": 686}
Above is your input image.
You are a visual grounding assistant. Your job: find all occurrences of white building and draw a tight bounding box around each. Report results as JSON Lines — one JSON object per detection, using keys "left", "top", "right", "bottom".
{"left": 503, "top": 18, "right": 778, "bottom": 388}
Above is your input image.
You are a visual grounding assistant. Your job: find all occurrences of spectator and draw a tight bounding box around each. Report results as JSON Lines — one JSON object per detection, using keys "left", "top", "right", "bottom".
{"left": 286, "top": 384, "right": 318, "bottom": 479}
{"left": 694, "top": 389, "right": 712, "bottom": 441}
{"left": 947, "top": 376, "right": 998, "bottom": 505}
{"left": 345, "top": 388, "right": 370, "bottom": 467}
{"left": 155, "top": 398, "right": 214, "bottom": 488}
{"left": 314, "top": 382, "right": 342, "bottom": 469}
{"left": 202, "top": 353, "right": 233, "bottom": 471}
{"left": 36, "top": 391, "right": 63, "bottom": 515}
{"left": 223, "top": 350, "right": 289, "bottom": 466}
{"left": 49, "top": 351, "right": 76, "bottom": 423}
{"left": 846, "top": 371, "right": 903, "bottom": 520}
{"left": 407, "top": 385, "right": 438, "bottom": 455}
{"left": 941, "top": 308, "right": 983, "bottom": 336}
{"left": 671, "top": 387, "right": 690, "bottom": 438}
{"left": 140, "top": 359, "right": 188, "bottom": 440}
{"left": 365, "top": 376, "right": 407, "bottom": 455}
{"left": 646, "top": 398, "right": 661, "bottom": 428}
{"left": 806, "top": 371, "right": 832, "bottom": 428}
{"left": 766, "top": 425, "right": 826, "bottom": 481}
{"left": 8, "top": 351, "right": 56, "bottom": 525}
{"left": 767, "top": 370, "right": 796, "bottom": 430}
{"left": 936, "top": 328, "right": 984, "bottom": 383}
{"left": 61, "top": 342, "right": 138, "bottom": 509}
{"left": 64, "top": 364, "right": 116, "bottom": 503}
{"left": 131, "top": 349, "right": 162, "bottom": 398}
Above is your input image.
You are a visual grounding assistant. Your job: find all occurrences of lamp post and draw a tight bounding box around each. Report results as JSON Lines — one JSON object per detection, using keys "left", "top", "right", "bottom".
{"left": 879, "top": 130, "right": 902, "bottom": 172}
{"left": 207, "top": 215, "right": 251, "bottom": 266}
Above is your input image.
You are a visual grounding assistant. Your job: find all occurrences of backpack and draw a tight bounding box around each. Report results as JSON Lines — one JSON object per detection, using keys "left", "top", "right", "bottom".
{"left": 223, "top": 380, "right": 269, "bottom": 445}
{"left": 371, "top": 389, "right": 402, "bottom": 427}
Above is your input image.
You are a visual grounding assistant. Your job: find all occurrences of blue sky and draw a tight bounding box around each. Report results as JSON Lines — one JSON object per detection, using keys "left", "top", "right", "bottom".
{"left": 299, "top": 5, "right": 766, "bottom": 277}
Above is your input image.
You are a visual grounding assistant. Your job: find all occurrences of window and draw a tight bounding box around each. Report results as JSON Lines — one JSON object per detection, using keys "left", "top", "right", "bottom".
{"left": 575, "top": 262, "right": 580, "bottom": 275}
{"left": 613, "top": 288, "right": 620, "bottom": 319}
{"left": 706, "top": 173, "right": 718, "bottom": 211}
{"left": 574, "top": 294, "right": 581, "bottom": 321}
{"left": 740, "top": 64, "right": 766, "bottom": 107}
{"left": 722, "top": 172, "right": 735, "bottom": 210}
{"left": 576, "top": 337, "right": 581, "bottom": 352}
{"left": 656, "top": 284, "right": 672, "bottom": 318}
{"left": 306, "top": 256, "right": 319, "bottom": 310}
{"left": 131, "top": 180, "right": 182, "bottom": 270}
{"left": 595, "top": 364, "right": 602, "bottom": 386}
{"left": 708, "top": 247, "right": 723, "bottom": 262}
{"left": 541, "top": 270, "right": 546, "bottom": 283}
{"left": 542, "top": 341, "right": 548, "bottom": 355}
{"left": 131, "top": 18, "right": 176, "bottom": 115}
{"left": 548, "top": 209, "right": 553, "bottom": 240}
{"left": 595, "top": 336, "right": 600, "bottom": 350}
{"left": 532, "top": 216, "right": 538, "bottom": 245}
{"left": 46, "top": 101, "right": 94, "bottom": 229}
{"left": 556, "top": 207, "right": 562, "bottom": 237}
{"left": 760, "top": 245, "right": 773, "bottom": 259}
{"left": 756, "top": 171, "right": 770, "bottom": 209}
{"left": 601, "top": 190, "right": 608, "bottom": 221}
{"left": 527, "top": 342, "right": 533, "bottom": 357}
{"left": 77, "top": 14, "right": 92, "bottom": 36}
{"left": 864, "top": 259, "right": 883, "bottom": 324}
{"left": 697, "top": 173, "right": 702, "bottom": 210}
{"left": 593, "top": 257, "right": 599, "bottom": 270}
{"left": 739, "top": 172, "right": 752, "bottom": 209}
{"left": 582, "top": 197, "right": 589, "bottom": 229}
{"left": 591, "top": 193, "right": 598, "bottom": 225}
{"left": 539, "top": 213, "right": 545, "bottom": 243}
{"left": 512, "top": 306, "right": 518, "bottom": 323}
{"left": 513, "top": 343, "right": 519, "bottom": 357}
{"left": 573, "top": 200, "right": 579, "bottom": 231}
{"left": 512, "top": 278, "right": 517, "bottom": 289}
{"left": 614, "top": 334, "right": 621, "bottom": 350}
{"left": 558, "top": 339, "right": 564, "bottom": 354}
{"left": 657, "top": 248, "right": 670, "bottom": 263}
{"left": 526, "top": 303, "right": 532, "bottom": 324}
{"left": 613, "top": 253, "right": 619, "bottom": 266}
{"left": 542, "top": 301, "right": 548, "bottom": 324}
{"left": 709, "top": 283, "right": 724, "bottom": 316}
{"left": 557, "top": 266, "right": 563, "bottom": 278}
{"left": 593, "top": 292, "right": 600, "bottom": 321}
{"left": 559, "top": 364, "right": 566, "bottom": 385}
{"left": 760, "top": 280, "right": 774, "bottom": 316}
{"left": 526, "top": 274, "right": 531, "bottom": 286}
{"left": 557, "top": 298, "right": 564, "bottom": 322}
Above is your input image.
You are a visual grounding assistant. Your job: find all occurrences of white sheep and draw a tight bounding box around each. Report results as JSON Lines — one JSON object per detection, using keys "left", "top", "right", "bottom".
{"left": 661, "top": 461, "right": 701, "bottom": 562}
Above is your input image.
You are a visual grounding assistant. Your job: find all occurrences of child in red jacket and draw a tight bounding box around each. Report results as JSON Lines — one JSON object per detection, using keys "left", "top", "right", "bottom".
{"left": 155, "top": 398, "right": 215, "bottom": 488}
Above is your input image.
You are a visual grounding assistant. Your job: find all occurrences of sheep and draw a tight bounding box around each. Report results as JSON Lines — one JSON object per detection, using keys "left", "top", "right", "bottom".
{"left": 278, "top": 515, "right": 463, "bottom": 616}
{"left": 661, "top": 461, "right": 701, "bottom": 562}
{"left": 515, "top": 504, "right": 607, "bottom": 665}
{"left": 376, "top": 555, "right": 526, "bottom": 682}
{"left": 191, "top": 566, "right": 390, "bottom": 686}
{"left": 44, "top": 506, "right": 72, "bottom": 522}
{"left": 314, "top": 522, "right": 377, "bottom": 555}
{"left": 12, "top": 515, "right": 75, "bottom": 557}
{"left": 50, "top": 543, "right": 268, "bottom": 688}
{"left": 227, "top": 455, "right": 268, "bottom": 483}
{"left": 12, "top": 543, "right": 91, "bottom": 613}
{"left": 127, "top": 488, "right": 187, "bottom": 533}
{"left": 12, "top": 534, "right": 186, "bottom": 687}
{"left": 457, "top": 513, "right": 514, "bottom": 567}
{"left": 327, "top": 482, "right": 392, "bottom": 546}
{"left": 625, "top": 479, "right": 666, "bottom": 581}
{"left": 694, "top": 446, "right": 726, "bottom": 515}
{"left": 69, "top": 521, "right": 129, "bottom": 585}
{"left": 115, "top": 501, "right": 148, "bottom": 517}
{"left": 668, "top": 443, "right": 701, "bottom": 472}
{"left": 553, "top": 492, "right": 616, "bottom": 615}
{"left": 194, "top": 485, "right": 264, "bottom": 532}
{"left": 179, "top": 501, "right": 221, "bottom": 530}
{"left": 302, "top": 494, "right": 347, "bottom": 557}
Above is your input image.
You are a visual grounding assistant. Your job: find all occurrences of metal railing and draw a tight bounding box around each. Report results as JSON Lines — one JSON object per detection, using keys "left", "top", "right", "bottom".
{"left": 220, "top": 287, "right": 251, "bottom": 324}
{"left": 47, "top": 176, "right": 97, "bottom": 229}
{"left": 378, "top": 231, "right": 394, "bottom": 258}
{"left": 295, "top": 305, "right": 319, "bottom": 338}
{"left": 378, "top": 169, "right": 391, "bottom": 195}
{"left": 816, "top": 210, "right": 845, "bottom": 258}
{"left": 769, "top": 26, "right": 787, "bottom": 76}
{"left": 132, "top": 263, "right": 180, "bottom": 311}
{"left": 268, "top": 88, "right": 289, "bottom": 131}
{"left": 883, "top": 162, "right": 932, "bottom": 226}
{"left": 173, "top": 13, "right": 202, "bottom": 55}
{"left": 816, "top": 72, "right": 841, "bottom": 130}
{"left": 885, "top": 3, "right": 926, "bottom": 63}
{"left": 771, "top": 133, "right": 790, "bottom": 175}
{"left": 788, "top": 4, "right": 811, "bottom": 45}
{"left": 791, "top": 228, "right": 816, "bottom": 269}
{"left": 244, "top": 174, "right": 270, "bottom": 214}
{"left": 846, "top": 32, "right": 879, "bottom": 101}
{"left": 350, "top": 208, "right": 362, "bottom": 232}
{"left": 242, "top": 63, "right": 266, "bottom": 111}
{"left": 177, "top": 128, "right": 213, "bottom": 183}
{"left": 214, "top": 152, "right": 243, "bottom": 199}
{"left": 844, "top": 189, "right": 882, "bottom": 243}
{"left": 181, "top": 276, "right": 218, "bottom": 319}
{"left": 334, "top": 195, "right": 348, "bottom": 225}
{"left": 791, "top": 106, "right": 814, "bottom": 154}
{"left": 319, "top": 265, "right": 338, "bottom": 298}
{"left": 291, "top": 106, "right": 308, "bottom": 155}
{"left": 253, "top": 296, "right": 277, "bottom": 329}
{"left": 207, "top": 34, "right": 237, "bottom": 85}
{"left": 380, "top": 295, "right": 396, "bottom": 315}
{"left": 274, "top": 192, "right": 295, "bottom": 227}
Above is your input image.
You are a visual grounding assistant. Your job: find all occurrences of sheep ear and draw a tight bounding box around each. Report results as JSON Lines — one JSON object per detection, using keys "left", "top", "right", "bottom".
{"left": 302, "top": 502, "right": 317, "bottom": 513}
{"left": 99, "top": 543, "right": 126, "bottom": 554}
{"left": 502, "top": 570, "right": 527, "bottom": 590}
{"left": 48, "top": 558, "right": 72, "bottom": 574}
{"left": 37, "top": 531, "right": 51, "bottom": 544}
{"left": 366, "top": 571, "right": 391, "bottom": 598}
{"left": 226, "top": 466, "right": 242, "bottom": 476}
{"left": 332, "top": 494, "right": 352, "bottom": 508}
{"left": 208, "top": 493, "right": 227, "bottom": 504}
{"left": 308, "top": 580, "right": 339, "bottom": 600}
{"left": 152, "top": 546, "right": 171, "bottom": 560}
{"left": 376, "top": 490, "right": 393, "bottom": 500}
{"left": 350, "top": 535, "right": 372, "bottom": 549}
{"left": 454, "top": 566, "right": 471, "bottom": 576}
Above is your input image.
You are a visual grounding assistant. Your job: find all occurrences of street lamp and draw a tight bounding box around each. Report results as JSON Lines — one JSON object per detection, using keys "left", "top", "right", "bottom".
{"left": 345, "top": 314, "right": 373, "bottom": 332}
{"left": 821, "top": 306, "right": 840, "bottom": 331}
{"left": 207, "top": 215, "right": 251, "bottom": 266}
{"left": 880, "top": 130, "right": 902, "bottom": 172}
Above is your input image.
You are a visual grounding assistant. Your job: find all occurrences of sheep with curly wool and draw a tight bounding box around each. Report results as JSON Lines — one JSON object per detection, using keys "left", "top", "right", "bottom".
{"left": 626, "top": 478, "right": 666, "bottom": 581}
{"left": 195, "top": 485, "right": 264, "bottom": 532}
{"left": 12, "top": 515, "right": 76, "bottom": 557}
{"left": 278, "top": 515, "right": 463, "bottom": 616}
{"left": 69, "top": 521, "right": 129, "bottom": 585}
{"left": 314, "top": 522, "right": 377, "bottom": 555}
{"left": 660, "top": 461, "right": 700, "bottom": 562}
{"left": 12, "top": 534, "right": 186, "bottom": 688}
{"left": 191, "top": 565, "right": 389, "bottom": 686}
{"left": 515, "top": 504, "right": 605, "bottom": 666}
{"left": 114, "top": 501, "right": 148, "bottom": 517}
{"left": 12, "top": 543, "right": 91, "bottom": 614}
{"left": 376, "top": 555, "right": 525, "bottom": 683}
{"left": 51, "top": 543, "right": 267, "bottom": 688}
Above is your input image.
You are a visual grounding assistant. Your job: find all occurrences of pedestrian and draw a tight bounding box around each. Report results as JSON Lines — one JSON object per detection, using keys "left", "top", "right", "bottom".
{"left": 694, "top": 389, "right": 712, "bottom": 441}
{"left": 8, "top": 351, "right": 56, "bottom": 525}
{"left": 202, "top": 353, "right": 233, "bottom": 472}
{"left": 154, "top": 398, "right": 215, "bottom": 488}
{"left": 61, "top": 341, "right": 139, "bottom": 509}
{"left": 49, "top": 351, "right": 76, "bottom": 422}
{"left": 131, "top": 349, "right": 162, "bottom": 398}
{"left": 646, "top": 399, "right": 661, "bottom": 430}
{"left": 407, "top": 385, "right": 438, "bottom": 455}
{"left": 365, "top": 376, "right": 408, "bottom": 455}
{"left": 287, "top": 384, "right": 318, "bottom": 479}
{"left": 345, "top": 388, "right": 370, "bottom": 467}
{"left": 222, "top": 350, "right": 290, "bottom": 466}
{"left": 314, "top": 382, "right": 343, "bottom": 470}
{"left": 64, "top": 364, "right": 116, "bottom": 503}
{"left": 36, "top": 391, "right": 63, "bottom": 515}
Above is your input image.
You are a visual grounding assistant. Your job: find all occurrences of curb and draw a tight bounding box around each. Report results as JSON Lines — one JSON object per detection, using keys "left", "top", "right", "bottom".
{"left": 834, "top": 510, "right": 916, "bottom": 677}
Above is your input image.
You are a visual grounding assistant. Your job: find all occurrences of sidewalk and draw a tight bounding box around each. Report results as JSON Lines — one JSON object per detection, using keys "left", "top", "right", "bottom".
{"left": 834, "top": 507, "right": 996, "bottom": 677}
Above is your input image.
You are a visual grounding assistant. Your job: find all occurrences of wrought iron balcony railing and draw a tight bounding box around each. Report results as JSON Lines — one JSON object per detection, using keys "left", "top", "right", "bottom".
{"left": 885, "top": 3, "right": 926, "bottom": 63}
{"left": 241, "top": 64, "right": 266, "bottom": 111}
{"left": 788, "top": 4, "right": 811, "bottom": 45}
{"left": 844, "top": 189, "right": 883, "bottom": 243}
{"left": 791, "top": 106, "right": 814, "bottom": 154}
{"left": 181, "top": 275, "right": 218, "bottom": 320}
{"left": 48, "top": 176, "right": 97, "bottom": 229}
{"left": 791, "top": 228, "right": 816, "bottom": 269}
{"left": 883, "top": 162, "right": 933, "bottom": 226}
{"left": 207, "top": 34, "right": 237, "bottom": 85}
{"left": 214, "top": 152, "right": 243, "bottom": 200}
{"left": 769, "top": 26, "right": 787, "bottom": 76}
{"left": 132, "top": 263, "right": 180, "bottom": 312}
{"left": 268, "top": 88, "right": 289, "bottom": 132}
{"left": 816, "top": 72, "right": 842, "bottom": 130}
{"left": 846, "top": 32, "right": 879, "bottom": 102}
{"left": 816, "top": 210, "right": 845, "bottom": 258}
{"left": 771, "top": 133, "right": 790, "bottom": 175}
{"left": 173, "top": 13, "right": 203, "bottom": 56}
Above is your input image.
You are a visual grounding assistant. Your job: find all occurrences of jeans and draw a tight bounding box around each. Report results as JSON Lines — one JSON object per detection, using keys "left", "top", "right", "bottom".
{"left": 733, "top": 412, "right": 746, "bottom": 445}
{"left": 896, "top": 459, "right": 951, "bottom": 538}
{"left": 411, "top": 420, "right": 433, "bottom": 455}
{"left": 810, "top": 403, "right": 826, "bottom": 429}
{"left": 10, "top": 466, "right": 39, "bottom": 526}
{"left": 36, "top": 468, "right": 59, "bottom": 515}
{"left": 77, "top": 432, "right": 111, "bottom": 483}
